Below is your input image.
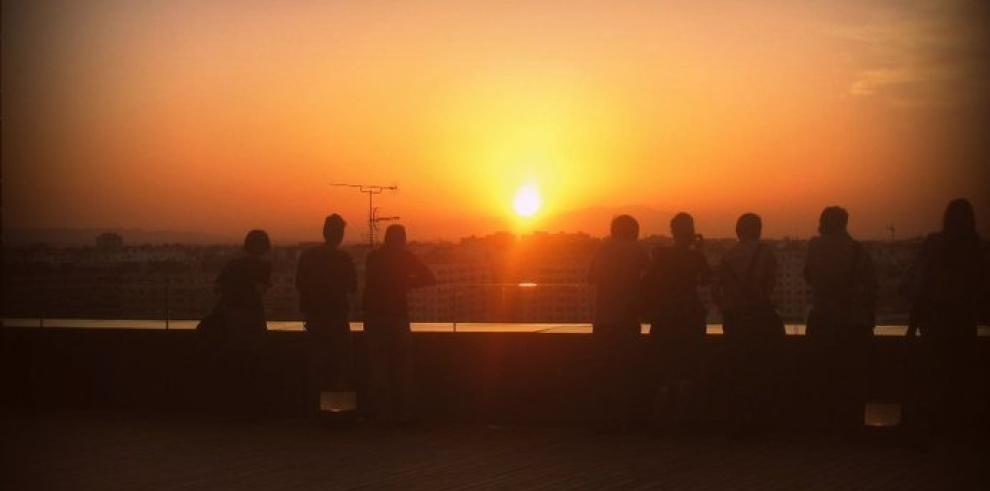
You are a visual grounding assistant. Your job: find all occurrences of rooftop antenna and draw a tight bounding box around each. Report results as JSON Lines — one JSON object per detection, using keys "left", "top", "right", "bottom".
{"left": 331, "top": 183, "right": 399, "bottom": 247}
{"left": 371, "top": 207, "right": 401, "bottom": 243}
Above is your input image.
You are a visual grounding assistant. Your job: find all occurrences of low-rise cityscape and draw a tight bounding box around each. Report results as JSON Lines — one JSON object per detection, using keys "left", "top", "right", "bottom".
{"left": 3, "top": 231, "right": 922, "bottom": 324}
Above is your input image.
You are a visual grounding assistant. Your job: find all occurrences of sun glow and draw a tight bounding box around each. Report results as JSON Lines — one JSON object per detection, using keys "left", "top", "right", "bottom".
{"left": 512, "top": 183, "right": 542, "bottom": 218}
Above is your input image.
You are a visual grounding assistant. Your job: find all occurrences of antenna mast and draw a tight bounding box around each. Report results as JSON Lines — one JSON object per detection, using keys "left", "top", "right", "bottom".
{"left": 331, "top": 183, "right": 399, "bottom": 247}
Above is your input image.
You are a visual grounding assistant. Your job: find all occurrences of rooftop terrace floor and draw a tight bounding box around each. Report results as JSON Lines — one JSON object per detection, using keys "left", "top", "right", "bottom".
{"left": 3, "top": 412, "right": 987, "bottom": 490}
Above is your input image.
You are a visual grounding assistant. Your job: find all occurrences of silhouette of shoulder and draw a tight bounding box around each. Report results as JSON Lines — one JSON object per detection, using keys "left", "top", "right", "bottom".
{"left": 217, "top": 255, "right": 271, "bottom": 308}
{"left": 645, "top": 244, "right": 711, "bottom": 308}
{"left": 296, "top": 245, "right": 356, "bottom": 316}
{"left": 363, "top": 247, "right": 434, "bottom": 319}
{"left": 917, "top": 231, "right": 982, "bottom": 299}
{"left": 220, "top": 255, "right": 271, "bottom": 286}
{"left": 297, "top": 246, "right": 355, "bottom": 286}
{"left": 299, "top": 245, "right": 354, "bottom": 271}
{"left": 650, "top": 245, "right": 708, "bottom": 276}
{"left": 589, "top": 239, "right": 647, "bottom": 284}
{"left": 365, "top": 248, "right": 434, "bottom": 289}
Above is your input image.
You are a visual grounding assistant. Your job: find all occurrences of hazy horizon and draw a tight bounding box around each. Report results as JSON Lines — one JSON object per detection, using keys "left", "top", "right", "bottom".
{"left": 4, "top": 0, "right": 989, "bottom": 241}
{"left": 1, "top": 210, "right": 949, "bottom": 247}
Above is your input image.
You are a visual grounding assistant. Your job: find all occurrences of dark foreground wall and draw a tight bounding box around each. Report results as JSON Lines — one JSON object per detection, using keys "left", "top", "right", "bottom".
{"left": 2, "top": 327, "right": 988, "bottom": 428}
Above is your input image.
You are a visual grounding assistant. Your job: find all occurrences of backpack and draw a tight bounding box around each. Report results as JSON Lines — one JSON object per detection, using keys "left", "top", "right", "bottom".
{"left": 723, "top": 244, "right": 785, "bottom": 339}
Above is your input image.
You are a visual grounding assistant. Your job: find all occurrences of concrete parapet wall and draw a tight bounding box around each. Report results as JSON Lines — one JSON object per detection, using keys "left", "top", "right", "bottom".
{"left": 2, "top": 327, "right": 987, "bottom": 428}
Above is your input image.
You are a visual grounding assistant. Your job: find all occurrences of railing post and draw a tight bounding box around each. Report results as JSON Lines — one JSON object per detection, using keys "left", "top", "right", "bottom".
{"left": 39, "top": 286, "right": 45, "bottom": 329}
{"left": 164, "top": 281, "right": 170, "bottom": 330}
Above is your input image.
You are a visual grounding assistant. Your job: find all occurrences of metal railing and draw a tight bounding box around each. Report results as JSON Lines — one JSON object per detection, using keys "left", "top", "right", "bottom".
{"left": 3, "top": 281, "right": 985, "bottom": 336}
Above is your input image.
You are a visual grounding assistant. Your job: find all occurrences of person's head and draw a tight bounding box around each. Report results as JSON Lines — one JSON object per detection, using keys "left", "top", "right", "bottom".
{"left": 818, "top": 206, "right": 849, "bottom": 237}
{"left": 736, "top": 213, "right": 762, "bottom": 242}
{"left": 322, "top": 214, "right": 346, "bottom": 246}
{"left": 243, "top": 229, "right": 271, "bottom": 256}
{"left": 610, "top": 214, "right": 640, "bottom": 241}
{"left": 670, "top": 212, "right": 696, "bottom": 246}
{"left": 942, "top": 198, "right": 976, "bottom": 238}
{"left": 383, "top": 224, "right": 406, "bottom": 249}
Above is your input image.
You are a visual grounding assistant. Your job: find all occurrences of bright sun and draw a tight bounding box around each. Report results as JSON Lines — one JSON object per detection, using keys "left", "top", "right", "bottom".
{"left": 512, "top": 183, "right": 542, "bottom": 218}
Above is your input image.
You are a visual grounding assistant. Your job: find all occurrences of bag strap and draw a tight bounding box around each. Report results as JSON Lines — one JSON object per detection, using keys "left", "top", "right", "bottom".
{"left": 742, "top": 244, "right": 762, "bottom": 284}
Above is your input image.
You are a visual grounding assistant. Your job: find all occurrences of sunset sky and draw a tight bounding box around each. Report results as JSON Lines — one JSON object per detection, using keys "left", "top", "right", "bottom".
{"left": 3, "top": 0, "right": 989, "bottom": 243}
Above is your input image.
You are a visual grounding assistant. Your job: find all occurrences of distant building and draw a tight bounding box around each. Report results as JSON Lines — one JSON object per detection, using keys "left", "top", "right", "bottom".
{"left": 771, "top": 242, "right": 810, "bottom": 322}
{"left": 2, "top": 234, "right": 935, "bottom": 325}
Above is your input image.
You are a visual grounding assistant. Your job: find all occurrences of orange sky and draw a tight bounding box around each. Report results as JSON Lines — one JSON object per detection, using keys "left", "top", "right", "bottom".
{"left": 3, "top": 0, "right": 989, "bottom": 242}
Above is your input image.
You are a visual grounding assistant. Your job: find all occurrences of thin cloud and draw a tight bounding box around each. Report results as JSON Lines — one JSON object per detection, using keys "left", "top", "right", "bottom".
{"left": 827, "top": 0, "right": 990, "bottom": 107}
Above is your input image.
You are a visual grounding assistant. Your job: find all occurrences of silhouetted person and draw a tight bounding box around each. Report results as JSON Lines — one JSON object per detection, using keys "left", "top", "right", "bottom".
{"left": 363, "top": 225, "right": 435, "bottom": 424}
{"left": 216, "top": 229, "right": 272, "bottom": 349}
{"left": 644, "top": 212, "right": 712, "bottom": 427}
{"left": 209, "top": 229, "right": 272, "bottom": 415}
{"left": 714, "top": 213, "right": 785, "bottom": 436}
{"left": 902, "top": 199, "right": 984, "bottom": 442}
{"left": 296, "top": 214, "right": 357, "bottom": 413}
{"left": 804, "top": 206, "right": 876, "bottom": 433}
{"left": 588, "top": 215, "right": 648, "bottom": 429}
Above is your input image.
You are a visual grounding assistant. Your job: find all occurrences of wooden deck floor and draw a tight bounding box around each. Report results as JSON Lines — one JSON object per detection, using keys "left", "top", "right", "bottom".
{"left": 3, "top": 412, "right": 987, "bottom": 490}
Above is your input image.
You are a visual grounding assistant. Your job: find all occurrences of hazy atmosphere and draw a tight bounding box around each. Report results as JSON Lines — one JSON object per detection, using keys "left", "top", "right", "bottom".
{"left": 4, "top": 0, "right": 989, "bottom": 242}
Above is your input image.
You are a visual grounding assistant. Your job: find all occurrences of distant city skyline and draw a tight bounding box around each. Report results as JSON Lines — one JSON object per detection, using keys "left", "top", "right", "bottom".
{"left": 1, "top": 231, "right": 919, "bottom": 324}
{"left": 2, "top": 210, "right": 945, "bottom": 248}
